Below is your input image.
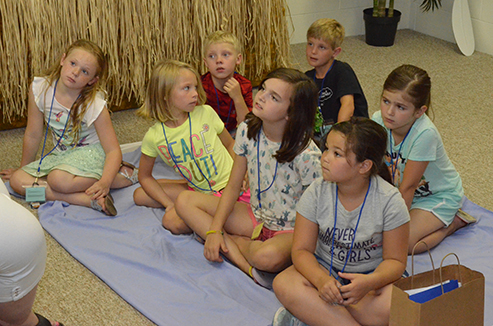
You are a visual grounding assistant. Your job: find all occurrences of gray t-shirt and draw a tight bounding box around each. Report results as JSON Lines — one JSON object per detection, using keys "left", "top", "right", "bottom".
{"left": 297, "top": 175, "right": 409, "bottom": 273}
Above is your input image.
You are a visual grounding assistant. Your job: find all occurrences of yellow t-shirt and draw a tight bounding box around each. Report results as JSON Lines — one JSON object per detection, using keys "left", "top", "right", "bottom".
{"left": 141, "top": 105, "right": 233, "bottom": 193}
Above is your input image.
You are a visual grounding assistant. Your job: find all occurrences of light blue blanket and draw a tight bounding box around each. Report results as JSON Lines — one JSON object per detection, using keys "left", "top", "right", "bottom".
{"left": 38, "top": 150, "right": 281, "bottom": 326}
{"left": 36, "top": 148, "right": 490, "bottom": 325}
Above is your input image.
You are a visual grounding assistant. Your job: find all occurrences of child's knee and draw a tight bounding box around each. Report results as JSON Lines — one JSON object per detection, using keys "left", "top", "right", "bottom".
{"left": 133, "top": 187, "right": 146, "bottom": 206}
{"left": 251, "top": 245, "right": 289, "bottom": 272}
{"left": 46, "top": 170, "right": 71, "bottom": 193}
{"left": 161, "top": 209, "right": 174, "bottom": 228}
{"left": 9, "top": 171, "right": 26, "bottom": 195}
{"left": 272, "top": 268, "right": 300, "bottom": 304}
{"left": 174, "top": 191, "right": 187, "bottom": 212}
{"left": 272, "top": 269, "right": 288, "bottom": 293}
{"left": 162, "top": 209, "right": 183, "bottom": 234}
{"left": 359, "top": 286, "right": 392, "bottom": 324}
{"left": 174, "top": 190, "right": 194, "bottom": 216}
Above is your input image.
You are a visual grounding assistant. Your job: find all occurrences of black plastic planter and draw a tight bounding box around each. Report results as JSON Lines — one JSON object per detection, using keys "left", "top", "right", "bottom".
{"left": 363, "top": 8, "right": 401, "bottom": 47}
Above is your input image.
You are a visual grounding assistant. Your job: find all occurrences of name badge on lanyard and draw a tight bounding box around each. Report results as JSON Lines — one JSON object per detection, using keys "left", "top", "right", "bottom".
{"left": 25, "top": 184, "right": 47, "bottom": 203}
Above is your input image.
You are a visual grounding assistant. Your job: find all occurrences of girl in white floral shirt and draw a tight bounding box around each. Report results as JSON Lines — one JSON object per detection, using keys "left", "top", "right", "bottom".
{"left": 176, "top": 68, "right": 321, "bottom": 288}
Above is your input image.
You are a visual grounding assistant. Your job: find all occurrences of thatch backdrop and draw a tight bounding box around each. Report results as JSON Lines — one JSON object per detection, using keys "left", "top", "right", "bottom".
{"left": 0, "top": 0, "right": 291, "bottom": 125}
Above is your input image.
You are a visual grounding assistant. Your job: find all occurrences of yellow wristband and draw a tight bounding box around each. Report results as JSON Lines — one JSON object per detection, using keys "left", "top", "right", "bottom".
{"left": 206, "top": 230, "right": 224, "bottom": 236}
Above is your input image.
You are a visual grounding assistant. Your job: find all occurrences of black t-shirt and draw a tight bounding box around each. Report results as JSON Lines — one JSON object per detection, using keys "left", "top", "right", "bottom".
{"left": 306, "top": 60, "right": 368, "bottom": 124}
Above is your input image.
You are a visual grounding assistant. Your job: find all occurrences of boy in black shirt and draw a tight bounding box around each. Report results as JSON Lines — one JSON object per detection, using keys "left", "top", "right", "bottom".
{"left": 305, "top": 18, "right": 368, "bottom": 137}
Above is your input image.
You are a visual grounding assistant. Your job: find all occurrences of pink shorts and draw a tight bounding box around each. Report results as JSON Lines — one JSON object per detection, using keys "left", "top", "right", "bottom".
{"left": 247, "top": 207, "right": 294, "bottom": 241}
{"left": 187, "top": 187, "right": 251, "bottom": 204}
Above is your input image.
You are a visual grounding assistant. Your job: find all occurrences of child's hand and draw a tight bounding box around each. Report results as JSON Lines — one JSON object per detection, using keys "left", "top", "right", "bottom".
{"left": 317, "top": 274, "right": 344, "bottom": 305}
{"left": 204, "top": 232, "right": 229, "bottom": 263}
{"left": 337, "top": 272, "right": 372, "bottom": 306}
{"left": 0, "top": 168, "right": 17, "bottom": 181}
{"left": 223, "top": 77, "right": 242, "bottom": 101}
{"left": 85, "top": 180, "right": 110, "bottom": 200}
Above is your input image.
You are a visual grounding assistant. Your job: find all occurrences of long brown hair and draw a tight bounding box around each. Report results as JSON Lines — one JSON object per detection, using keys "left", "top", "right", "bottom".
{"left": 246, "top": 68, "right": 318, "bottom": 163}
{"left": 44, "top": 39, "right": 108, "bottom": 144}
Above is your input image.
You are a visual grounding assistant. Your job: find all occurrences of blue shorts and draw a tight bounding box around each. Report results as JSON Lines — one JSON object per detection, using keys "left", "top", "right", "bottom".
{"left": 411, "top": 194, "right": 464, "bottom": 227}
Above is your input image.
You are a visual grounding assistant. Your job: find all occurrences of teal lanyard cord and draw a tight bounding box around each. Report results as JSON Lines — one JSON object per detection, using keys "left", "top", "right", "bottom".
{"left": 328, "top": 178, "right": 371, "bottom": 280}
{"left": 161, "top": 113, "right": 214, "bottom": 192}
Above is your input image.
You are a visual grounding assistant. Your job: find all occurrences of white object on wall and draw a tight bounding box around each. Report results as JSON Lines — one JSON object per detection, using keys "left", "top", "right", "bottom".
{"left": 452, "top": 0, "right": 475, "bottom": 56}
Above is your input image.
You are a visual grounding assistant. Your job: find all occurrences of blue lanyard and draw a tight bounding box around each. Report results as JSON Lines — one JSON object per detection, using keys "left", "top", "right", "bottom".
{"left": 161, "top": 113, "right": 214, "bottom": 193}
{"left": 313, "top": 61, "right": 335, "bottom": 109}
{"left": 35, "top": 79, "right": 72, "bottom": 180}
{"left": 328, "top": 178, "right": 371, "bottom": 280}
{"left": 214, "top": 85, "right": 234, "bottom": 126}
{"left": 256, "top": 128, "right": 280, "bottom": 209}
{"left": 389, "top": 127, "right": 412, "bottom": 185}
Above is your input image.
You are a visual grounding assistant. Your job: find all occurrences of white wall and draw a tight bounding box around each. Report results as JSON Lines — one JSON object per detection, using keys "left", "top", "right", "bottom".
{"left": 411, "top": 0, "right": 493, "bottom": 55}
{"left": 286, "top": 0, "right": 411, "bottom": 44}
{"left": 286, "top": 0, "right": 493, "bottom": 56}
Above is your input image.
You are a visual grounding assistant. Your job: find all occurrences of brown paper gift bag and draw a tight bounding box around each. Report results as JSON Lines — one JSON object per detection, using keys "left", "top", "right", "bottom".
{"left": 390, "top": 242, "right": 485, "bottom": 326}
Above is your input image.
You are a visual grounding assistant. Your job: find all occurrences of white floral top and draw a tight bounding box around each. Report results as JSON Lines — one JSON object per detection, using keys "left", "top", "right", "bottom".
{"left": 234, "top": 122, "right": 322, "bottom": 231}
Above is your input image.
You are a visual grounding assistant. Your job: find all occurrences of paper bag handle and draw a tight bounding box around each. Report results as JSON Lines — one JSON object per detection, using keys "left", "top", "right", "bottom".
{"left": 410, "top": 241, "right": 435, "bottom": 289}
{"left": 439, "top": 253, "right": 463, "bottom": 295}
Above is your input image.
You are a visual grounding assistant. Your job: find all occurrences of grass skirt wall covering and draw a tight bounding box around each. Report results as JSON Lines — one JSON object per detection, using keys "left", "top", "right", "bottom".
{"left": 0, "top": 0, "right": 291, "bottom": 129}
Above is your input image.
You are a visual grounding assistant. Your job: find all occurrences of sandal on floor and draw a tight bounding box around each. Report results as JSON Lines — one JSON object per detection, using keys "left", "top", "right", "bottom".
{"left": 272, "top": 307, "right": 306, "bottom": 326}
{"left": 35, "top": 312, "right": 64, "bottom": 326}
{"left": 456, "top": 208, "right": 477, "bottom": 224}
{"left": 119, "top": 161, "right": 139, "bottom": 185}
{"left": 91, "top": 193, "right": 117, "bottom": 216}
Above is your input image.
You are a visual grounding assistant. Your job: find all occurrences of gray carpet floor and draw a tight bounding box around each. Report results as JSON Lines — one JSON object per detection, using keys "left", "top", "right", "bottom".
{"left": 1, "top": 29, "right": 492, "bottom": 325}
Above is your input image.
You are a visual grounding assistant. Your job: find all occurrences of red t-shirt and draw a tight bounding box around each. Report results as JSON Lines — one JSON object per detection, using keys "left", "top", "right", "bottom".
{"left": 201, "top": 72, "right": 253, "bottom": 131}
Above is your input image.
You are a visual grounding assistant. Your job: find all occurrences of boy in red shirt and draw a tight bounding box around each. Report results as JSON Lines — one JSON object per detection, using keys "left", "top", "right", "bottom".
{"left": 201, "top": 31, "right": 253, "bottom": 137}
